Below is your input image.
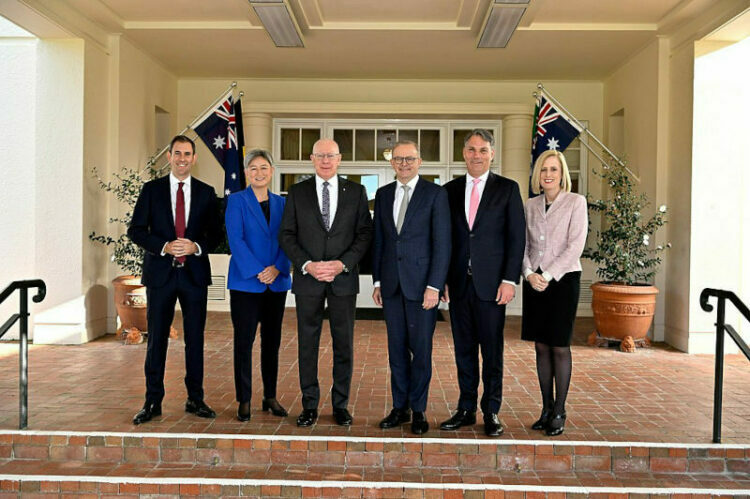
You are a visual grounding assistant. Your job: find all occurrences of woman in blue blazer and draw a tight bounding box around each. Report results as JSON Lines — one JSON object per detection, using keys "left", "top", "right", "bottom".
{"left": 226, "top": 149, "right": 292, "bottom": 422}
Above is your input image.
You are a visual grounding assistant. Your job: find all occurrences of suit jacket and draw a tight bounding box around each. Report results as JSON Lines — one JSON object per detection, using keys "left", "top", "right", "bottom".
{"left": 372, "top": 178, "right": 451, "bottom": 302}
{"left": 278, "top": 176, "right": 373, "bottom": 296}
{"left": 128, "top": 175, "right": 221, "bottom": 288}
{"left": 225, "top": 188, "right": 292, "bottom": 293}
{"left": 444, "top": 172, "right": 526, "bottom": 301}
{"left": 523, "top": 191, "right": 588, "bottom": 281}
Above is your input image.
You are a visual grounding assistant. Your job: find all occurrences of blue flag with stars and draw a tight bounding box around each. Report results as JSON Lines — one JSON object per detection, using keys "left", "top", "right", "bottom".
{"left": 192, "top": 89, "right": 244, "bottom": 196}
{"left": 529, "top": 92, "right": 582, "bottom": 196}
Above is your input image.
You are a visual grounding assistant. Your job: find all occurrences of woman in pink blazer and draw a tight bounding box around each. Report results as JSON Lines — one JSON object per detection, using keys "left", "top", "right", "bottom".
{"left": 522, "top": 149, "right": 588, "bottom": 436}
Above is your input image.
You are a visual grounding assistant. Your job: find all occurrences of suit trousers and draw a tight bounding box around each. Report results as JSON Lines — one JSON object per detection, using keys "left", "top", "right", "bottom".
{"left": 230, "top": 289, "right": 288, "bottom": 403}
{"left": 448, "top": 276, "right": 506, "bottom": 414}
{"left": 383, "top": 288, "right": 437, "bottom": 412}
{"left": 295, "top": 288, "right": 356, "bottom": 410}
{"left": 144, "top": 268, "right": 208, "bottom": 404}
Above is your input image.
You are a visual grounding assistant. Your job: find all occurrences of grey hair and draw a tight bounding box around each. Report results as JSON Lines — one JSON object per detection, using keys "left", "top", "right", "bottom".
{"left": 392, "top": 139, "right": 420, "bottom": 155}
{"left": 463, "top": 128, "right": 495, "bottom": 147}
{"left": 244, "top": 148, "right": 274, "bottom": 169}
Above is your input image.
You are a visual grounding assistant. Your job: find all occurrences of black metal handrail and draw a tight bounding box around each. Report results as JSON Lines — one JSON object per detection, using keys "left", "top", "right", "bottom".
{"left": 0, "top": 280, "right": 46, "bottom": 429}
{"left": 699, "top": 288, "right": 750, "bottom": 443}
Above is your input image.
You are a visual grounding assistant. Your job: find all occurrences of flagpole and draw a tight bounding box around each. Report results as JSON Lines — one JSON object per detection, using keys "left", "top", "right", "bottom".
{"left": 534, "top": 83, "right": 639, "bottom": 182}
{"left": 145, "top": 81, "right": 238, "bottom": 171}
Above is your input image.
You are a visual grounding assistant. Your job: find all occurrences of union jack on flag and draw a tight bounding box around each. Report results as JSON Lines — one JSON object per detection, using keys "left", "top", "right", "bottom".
{"left": 531, "top": 92, "right": 582, "bottom": 166}
{"left": 192, "top": 89, "right": 244, "bottom": 195}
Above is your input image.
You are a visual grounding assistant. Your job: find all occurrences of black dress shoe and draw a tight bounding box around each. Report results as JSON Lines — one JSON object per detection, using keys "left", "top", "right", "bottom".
{"left": 411, "top": 412, "right": 429, "bottom": 435}
{"left": 531, "top": 409, "right": 552, "bottom": 430}
{"left": 262, "top": 398, "right": 288, "bottom": 417}
{"left": 333, "top": 408, "right": 353, "bottom": 426}
{"left": 545, "top": 413, "right": 566, "bottom": 436}
{"left": 483, "top": 413, "right": 504, "bottom": 437}
{"left": 439, "top": 409, "right": 476, "bottom": 430}
{"left": 379, "top": 408, "right": 411, "bottom": 429}
{"left": 133, "top": 402, "right": 161, "bottom": 425}
{"left": 237, "top": 401, "right": 251, "bottom": 422}
{"left": 185, "top": 399, "right": 216, "bottom": 419}
{"left": 296, "top": 409, "right": 318, "bottom": 427}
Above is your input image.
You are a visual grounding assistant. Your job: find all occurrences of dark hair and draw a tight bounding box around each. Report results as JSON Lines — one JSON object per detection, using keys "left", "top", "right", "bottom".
{"left": 244, "top": 148, "right": 275, "bottom": 169}
{"left": 463, "top": 128, "right": 495, "bottom": 147}
{"left": 169, "top": 135, "right": 195, "bottom": 154}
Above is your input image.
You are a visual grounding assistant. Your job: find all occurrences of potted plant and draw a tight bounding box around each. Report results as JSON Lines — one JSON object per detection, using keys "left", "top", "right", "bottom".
{"left": 584, "top": 159, "right": 669, "bottom": 347}
{"left": 90, "top": 166, "right": 154, "bottom": 344}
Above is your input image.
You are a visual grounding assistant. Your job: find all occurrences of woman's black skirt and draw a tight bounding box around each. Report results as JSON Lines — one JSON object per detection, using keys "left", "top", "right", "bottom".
{"left": 521, "top": 270, "right": 581, "bottom": 347}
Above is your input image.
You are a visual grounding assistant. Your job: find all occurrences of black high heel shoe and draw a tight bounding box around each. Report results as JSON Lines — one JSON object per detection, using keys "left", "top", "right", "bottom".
{"left": 262, "top": 398, "right": 288, "bottom": 417}
{"left": 545, "top": 412, "right": 566, "bottom": 436}
{"left": 237, "top": 401, "right": 251, "bottom": 422}
{"left": 531, "top": 409, "right": 552, "bottom": 430}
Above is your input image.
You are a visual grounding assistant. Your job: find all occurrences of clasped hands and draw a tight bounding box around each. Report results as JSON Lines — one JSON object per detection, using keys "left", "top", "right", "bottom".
{"left": 527, "top": 273, "right": 549, "bottom": 293}
{"left": 165, "top": 238, "right": 198, "bottom": 258}
{"left": 257, "top": 265, "right": 280, "bottom": 285}
{"left": 306, "top": 260, "right": 344, "bottom": 283}
{"left": 440, "top": 282, "right": 516, "bottom": 306}
{"left": 372, "top": 287, "right": 439, "bottom": 310}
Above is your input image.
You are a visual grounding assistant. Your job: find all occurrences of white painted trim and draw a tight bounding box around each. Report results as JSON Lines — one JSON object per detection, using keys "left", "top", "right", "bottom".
{"left": 0, "top": 475, "right": 747, "bottom": 495}
{"left": 2, "top": 429, "right": 748, "bottom": 449}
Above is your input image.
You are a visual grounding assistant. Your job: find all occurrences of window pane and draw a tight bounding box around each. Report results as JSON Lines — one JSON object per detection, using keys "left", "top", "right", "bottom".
{"left": 301, "top": 129, "right": 320, "bottom": 159}
{"left": 334, "top": 129, "right": 353, "bottom": 161}
{"left": 398, "top": 129, "right": 418, "bottom": 144}
{"left": 453, "top": 129, "right": 471, "bottom": 162}
{"left": 355, "top": 129, "right": 375, "bottom": 161}
{"left": 420, "top": 130, "right": 440, "bottom": 162}
{"left": 280, "top": 128, "right": 300, "bottom": 160}
{"left": 280, "top": 173, "right": 313, "bottom": 193}
{"left": 422, "top": 174, "right": 440, "bottom": 185}
{"left": 377, "top": 129, "right": 397, "bottom": 162}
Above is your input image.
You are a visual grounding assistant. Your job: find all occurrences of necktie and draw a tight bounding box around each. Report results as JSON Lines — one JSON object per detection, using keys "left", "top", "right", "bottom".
{"left": 396, "top": 184, "right": 410, "bottom": 234}
{"left": 468, "top": 178, "right": 481, "bottom": 230}
{"left": 175, "top": 182, "right": 186, "bottom": 264}
{"left": 321, "top": 181, "right": 330, "bottom": 230}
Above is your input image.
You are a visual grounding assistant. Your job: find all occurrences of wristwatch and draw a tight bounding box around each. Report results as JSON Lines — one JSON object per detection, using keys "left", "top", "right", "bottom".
{"left": 341, "top": 263, "right": 350, "bottom": 273}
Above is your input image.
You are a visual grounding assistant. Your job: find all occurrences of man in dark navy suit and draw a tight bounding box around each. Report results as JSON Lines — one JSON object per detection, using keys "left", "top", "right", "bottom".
{"left": 441, "top": 129, "right": 525, "bottom": 437}
{"left": 372, "top": 140, "right": 451, "bottom": 435}
{"left": 128, "top": 135, "right": 221, "bottom": 425}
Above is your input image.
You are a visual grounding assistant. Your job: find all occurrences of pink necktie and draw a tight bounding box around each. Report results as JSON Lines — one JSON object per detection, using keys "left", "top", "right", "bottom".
{"left": 468, "top": 178, "right": 481, "bottom": 229}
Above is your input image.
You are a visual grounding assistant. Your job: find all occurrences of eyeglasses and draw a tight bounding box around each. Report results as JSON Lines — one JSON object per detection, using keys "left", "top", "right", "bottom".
{"left": 391, "top": 156, "right": 419, "bottom": 165}
{"left": 312, "top": 153, "right": 340, "bottom": 160}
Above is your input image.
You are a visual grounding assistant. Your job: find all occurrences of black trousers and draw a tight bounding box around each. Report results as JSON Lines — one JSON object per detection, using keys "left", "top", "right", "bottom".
{"left": 144, "top": 268, "right": 207, "bottom": 404}
{"left": 230, "top": 289, "right": 288, "bottom": 403}
{"left": 382, "top": 288, "right": 437, "bottom": 413}
{"left": 448, "top": 278, "right": 506, "bottom": 415}
{"left": 295, "top": 289, "right": 356, "bottom": 410}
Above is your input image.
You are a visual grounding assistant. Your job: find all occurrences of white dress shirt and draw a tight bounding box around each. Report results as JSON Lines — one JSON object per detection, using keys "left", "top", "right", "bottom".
{"left": 315, "top": 174, "right": 339, "bottom": 228}
{"left": 162, "top": 172, "right": 201, "bottom": 256}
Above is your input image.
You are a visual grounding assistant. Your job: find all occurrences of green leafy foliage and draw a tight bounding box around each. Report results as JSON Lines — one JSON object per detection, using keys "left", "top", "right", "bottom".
{"left": 583, "top": 159, "right": 669, "bottom": 285}
{"left": 88, "top": 167, "right": 156, "bottom": 276}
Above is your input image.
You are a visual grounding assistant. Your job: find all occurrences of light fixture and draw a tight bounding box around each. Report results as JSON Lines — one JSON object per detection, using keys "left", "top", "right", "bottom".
{"left": 249, "top": 0, "right": 304, "bottom": 47}
{"left": 477, "top": 0, "right": 528, "bottom": 48}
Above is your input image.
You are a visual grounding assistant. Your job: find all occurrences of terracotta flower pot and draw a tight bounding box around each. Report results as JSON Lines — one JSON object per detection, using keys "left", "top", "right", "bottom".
{"left": 590, "top": 282, "right": 659, "bottom": 341}
{"left": 112, "top": 275, "right": 147, "bottom": 338}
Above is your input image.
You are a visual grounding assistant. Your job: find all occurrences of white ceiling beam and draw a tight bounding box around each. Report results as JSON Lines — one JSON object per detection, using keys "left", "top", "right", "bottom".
{"left": 307, "top": 22, "right": 471, "bottom": 31}
{"left": 520, "top": 23, "right": 658, "bottom": 31}
{"left": 123, "top": 21, "right": 261, "bottom": 30}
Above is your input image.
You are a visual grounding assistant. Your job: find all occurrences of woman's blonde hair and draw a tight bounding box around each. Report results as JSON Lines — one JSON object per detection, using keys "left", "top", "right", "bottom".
{"left": 530, "top": 149, "right": 572, "bottom": 195}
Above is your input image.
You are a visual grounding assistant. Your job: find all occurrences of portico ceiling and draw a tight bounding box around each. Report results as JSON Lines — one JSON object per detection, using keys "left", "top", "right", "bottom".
{"left": 6, "top": 0, "right": 745, "bottom": 79}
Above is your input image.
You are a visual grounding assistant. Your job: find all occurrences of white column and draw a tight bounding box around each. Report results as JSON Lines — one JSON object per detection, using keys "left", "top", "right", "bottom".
{"left": 501, "top": 114, "right": 533, "bottom": 202}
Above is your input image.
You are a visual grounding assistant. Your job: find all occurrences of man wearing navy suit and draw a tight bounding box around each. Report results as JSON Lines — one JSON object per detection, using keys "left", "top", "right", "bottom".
{"left": 128, "top": 135, "right": 221, "bottom": 425}
{"left": 279, "top": 139, "right": 373, "bottom": 427}
{"left": 372, "top": 140, "right": 450, "bottom": 435}
{"left": 440, "top": 129, "right": 525, "bottom": 437}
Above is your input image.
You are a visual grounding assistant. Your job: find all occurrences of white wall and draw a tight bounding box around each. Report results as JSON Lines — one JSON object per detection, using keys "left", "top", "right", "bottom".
{"left": 0, "top": 22, "right": 37, "bottom": 339}
{"left": 689, "top": 37, "right": 750, "bottom": 353}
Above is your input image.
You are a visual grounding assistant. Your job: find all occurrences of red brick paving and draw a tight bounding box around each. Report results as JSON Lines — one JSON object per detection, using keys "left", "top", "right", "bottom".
{"left": 0, "top": 311, "right": 748, "bottom": 443}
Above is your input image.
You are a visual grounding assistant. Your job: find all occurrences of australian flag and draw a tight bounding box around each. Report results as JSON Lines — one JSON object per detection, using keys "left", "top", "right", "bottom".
{"left": 193, "top": 90, "right": 245, "bottom": 196}
{"left": 531, "top": 92, "right": 582, "bottom": 165}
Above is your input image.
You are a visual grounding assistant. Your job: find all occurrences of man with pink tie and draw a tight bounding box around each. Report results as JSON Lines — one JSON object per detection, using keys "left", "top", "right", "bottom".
{"left": 440, "top": 129, "right": 526, "bottom": 437}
